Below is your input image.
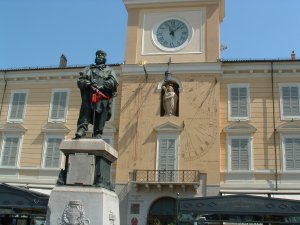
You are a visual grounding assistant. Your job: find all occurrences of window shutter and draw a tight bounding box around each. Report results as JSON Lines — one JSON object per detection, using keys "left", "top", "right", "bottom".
{"left": 158, "top": 139, "right": 176, "bottom": 170}
{"left": 231, "top": 138, "right": 250, "bottom": 170}
{"left": 285, "top": 138, "right": 300, "bottom": 170}
{"left": 44, "top": 138, "right": 62, "bottom": 168}
{"left": 282, "top": 86, "right": 300, "bottom": 117}
{"left": 230, "top": 87, "right": 248, "bottom": 118}
{"left": 50, "top": 92, "right": 67, "bottom": 120}
{"left": 158, "top": 139, "right": 168, "bottom": 170}
{"left": 1, "top": 137, "right": 19, "bottom": 167}
{"left": 9, "top": 93, "right": 26, "bottom": 120}
{"left": 158, "top": 138, "right": 176, "bottom": 181}
{"left": 239, "top": 138, "right": 250, "bottom": 170}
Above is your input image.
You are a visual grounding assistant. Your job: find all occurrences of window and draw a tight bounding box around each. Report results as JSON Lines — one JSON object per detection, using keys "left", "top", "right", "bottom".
{"left": 0, "top": 135, "right": 21, "bottom": 167}
{"left": 228, "top": 136, "right": 251, "bottom": 171}
{"left": 280, "top": 84, "right": 300, "bottom": 120}
{"left": 228, "top": 84, "right": 250, "bottom": 121}
{"left": 155, "top": 122, "right": 181, "bottom": 182}
{"left": 157, "top": 136, "right": 178, "bottom": 181}
{"left": 7, "top": 90, "right": 28, "bottom": 122}
{"left": 42, "top": 136, "right": 63, "bottom": 168}
{"left": 48, "top": 89, "right": 70, "bottom": 122}
{"left": 282, "top": 136, "right": 300, "bottom": 171}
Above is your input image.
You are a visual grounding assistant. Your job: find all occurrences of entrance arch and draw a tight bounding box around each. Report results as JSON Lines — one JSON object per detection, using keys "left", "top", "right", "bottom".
{"left": 147, "top": 197, "right": 176, "bottom": 225}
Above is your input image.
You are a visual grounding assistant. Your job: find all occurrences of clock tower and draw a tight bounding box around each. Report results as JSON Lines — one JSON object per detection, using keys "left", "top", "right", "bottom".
{"left": 123, "top": 0, "right": 225, "bottom": 64}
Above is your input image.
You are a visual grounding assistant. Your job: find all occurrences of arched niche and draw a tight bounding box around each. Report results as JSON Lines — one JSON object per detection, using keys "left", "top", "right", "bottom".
{"left": 160, "top": 80, "right": 180, "bottom": 117}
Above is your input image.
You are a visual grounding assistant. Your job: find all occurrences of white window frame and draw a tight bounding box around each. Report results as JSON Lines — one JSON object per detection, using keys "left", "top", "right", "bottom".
{"left": 281, "top": 134, "right": 300, "bottom": 171}
{"left": 48, "top": 88, "right": 70, "bottom": 123}
{"left": 227, "top": 135, "right": 253, "bottom": 172}
{"left": 7, "top": 90, "right": 29, "bottom": 123}
{"left": 279, "top": 84, "right": 300, "bottom": 120}
{"left": 41, "top": 135, "right": 64, "bottom": 169}
{"left": 156, "top": 133, "right": 179, "bottom": 171}
{"left": 227, "top": 84, "right": 250, "bottom": 121}
{"left": 0, "top": 134, "right": 23, "bottom": 168}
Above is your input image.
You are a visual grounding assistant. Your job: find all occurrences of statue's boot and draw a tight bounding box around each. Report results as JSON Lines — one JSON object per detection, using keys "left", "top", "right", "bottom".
{"left": 93, "top": 133, "right": 102, "bottom": 139}
{"left": 74, "top": 129, "right": 86, "bottom": 139}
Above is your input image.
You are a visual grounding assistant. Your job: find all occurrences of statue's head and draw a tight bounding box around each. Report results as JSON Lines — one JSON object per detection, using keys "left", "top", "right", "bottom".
{"left": 95, "top": 50, "right": 107, "bottom": 65}
{"left": 167, "top": 84, "right": 174, "bottom": 92}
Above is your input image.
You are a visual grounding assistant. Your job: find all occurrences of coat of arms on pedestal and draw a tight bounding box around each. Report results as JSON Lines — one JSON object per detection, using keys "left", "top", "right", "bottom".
{"left": 58, "top": 200, "right": 90, "bottom": 225}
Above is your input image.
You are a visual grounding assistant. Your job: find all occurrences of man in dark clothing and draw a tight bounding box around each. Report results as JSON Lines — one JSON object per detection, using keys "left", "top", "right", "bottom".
{"left": 75, "top": 50, "right": 118, "bottom": 139}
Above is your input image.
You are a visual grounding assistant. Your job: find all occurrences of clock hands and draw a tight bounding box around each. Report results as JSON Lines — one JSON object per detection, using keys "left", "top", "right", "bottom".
{"left": 166, "top": 23, "right": 175, "bottom": 37}
{"left": 167, "top": 23, "right": 183, "bottom": 38}
{"left": 173, "top": 25, "right": 183, "bottom": 32}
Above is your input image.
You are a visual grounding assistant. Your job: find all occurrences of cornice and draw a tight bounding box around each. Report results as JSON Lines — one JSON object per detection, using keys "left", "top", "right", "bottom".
{"left": 0, "top": 123, "right": 27, "bottom": 133}
{"left": 221, "top": 62, "right": 300, "bottom": 79}
{"left": 123, "top": 0, "right": 222, "bottom": 7}
{"left": 223, "top": 122, "right": 257, "bottom": 134}
{"left": 154, "top": 121, "right": 183, "bottom": 132}
{"left": 121, "top": 62, "right": 222, "bottom": 75}
{"left": 0, "top": 65, "right": 122, "bottom": 82}
{"left": 276, "top": 122, "right": 300, "bottom": 134}
{"left": 123, "top": 0, "right": 224, "bottom": 21}
{"left": 42, "top": 123, "right": 71, "bottom": 134}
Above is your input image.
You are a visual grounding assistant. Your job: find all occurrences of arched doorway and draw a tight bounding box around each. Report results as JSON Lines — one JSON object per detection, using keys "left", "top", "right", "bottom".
{"left": 147, "top": 197, "right": 177, "bottom": 225}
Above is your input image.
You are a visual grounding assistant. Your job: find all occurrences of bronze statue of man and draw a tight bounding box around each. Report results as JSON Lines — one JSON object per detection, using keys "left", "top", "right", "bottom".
{"left": 75, "top": 50, "right": 118, "bottom": 139}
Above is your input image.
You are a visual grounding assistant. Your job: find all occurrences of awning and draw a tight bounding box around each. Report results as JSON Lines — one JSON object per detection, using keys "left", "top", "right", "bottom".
{"left": 0, "top": 183, "right": 49, "bottom": 212}
{"left": 179, "top": 194, "right": 300, "bottom": 216}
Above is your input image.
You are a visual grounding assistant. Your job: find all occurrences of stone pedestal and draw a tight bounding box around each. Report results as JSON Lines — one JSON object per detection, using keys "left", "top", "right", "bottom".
{"left": 46, "top": 139, "right": 119, "bottom": 225}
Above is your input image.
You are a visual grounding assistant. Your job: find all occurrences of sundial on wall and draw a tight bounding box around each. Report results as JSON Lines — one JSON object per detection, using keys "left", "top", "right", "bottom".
{"left": 181, "top": 79, "right": 218, "bottom": 161}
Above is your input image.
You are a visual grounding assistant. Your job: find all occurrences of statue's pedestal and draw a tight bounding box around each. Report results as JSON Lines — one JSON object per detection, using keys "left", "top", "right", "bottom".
{"left": 46, "top": 139, "right": 119, "bottom": 225}
{"left": 47, "top": 186, "right": 119, "bottom": 225}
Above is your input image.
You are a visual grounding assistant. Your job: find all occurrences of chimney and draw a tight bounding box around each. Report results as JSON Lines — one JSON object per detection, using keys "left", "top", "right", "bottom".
{"left": 59, "top": 54, "right": 67, "bottom": 67}
{"left": 291, "top": 51, "right": 296, "bottom": 60}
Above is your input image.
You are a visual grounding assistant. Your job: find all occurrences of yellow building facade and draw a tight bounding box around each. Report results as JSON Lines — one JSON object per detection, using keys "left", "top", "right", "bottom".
{"left": 0, "top": 0, "right": 300, "bottom": 225}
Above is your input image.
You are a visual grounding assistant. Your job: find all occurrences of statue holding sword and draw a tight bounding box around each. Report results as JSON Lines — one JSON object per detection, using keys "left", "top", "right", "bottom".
{"left": 74, "top": 50, "right": 118, "bottom": 139}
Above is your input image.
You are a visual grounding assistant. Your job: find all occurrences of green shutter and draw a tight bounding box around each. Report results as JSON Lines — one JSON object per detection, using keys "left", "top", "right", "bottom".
{"left": 158, "top": 138, "right": 176, "bottom": 181}
{"left": 231, "top": 138, "right": 250, "bottom": 170}
{"left": 1, "top": 137, "right": 19, "bottom": 167}
{"left": 230, "top": 87, "right": 248, "bottom": 118}
{"left": 9, "top": 93, "right": 26, "bottom": 120}
{"left": 44, "top": 138, "right": 62, "bottom": 168}
{"left": 285, "top": 138, "right": 300, "bottom": 170}
{"left": 50, "top": 92, "right": 67, "bottom": 120}
{"left": 282, "top": 87, "right": 300, "bottom": 117}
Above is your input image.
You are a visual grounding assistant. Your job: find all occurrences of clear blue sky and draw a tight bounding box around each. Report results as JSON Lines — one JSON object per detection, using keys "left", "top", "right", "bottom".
{"left": 1, "top": 0, "right": 299, "bottom": 69}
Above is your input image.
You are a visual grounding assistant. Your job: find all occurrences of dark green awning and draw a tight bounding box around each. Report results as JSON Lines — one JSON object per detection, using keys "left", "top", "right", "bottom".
{"left": 179, "top": 194, "right": 300, "bottom": 216}
{"left": 0, "top": 183, "right": 48, "bottom": 212}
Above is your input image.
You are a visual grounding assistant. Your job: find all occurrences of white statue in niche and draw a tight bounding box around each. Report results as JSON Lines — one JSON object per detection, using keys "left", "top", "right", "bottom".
{"left": 162, "top": 84, "right": 177, "bottom": 116}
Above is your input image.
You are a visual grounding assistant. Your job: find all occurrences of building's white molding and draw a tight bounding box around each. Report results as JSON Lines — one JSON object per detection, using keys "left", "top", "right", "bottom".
{"left": 121, "top": 63, "right": 222, "bottom": 75}
{"left": 223, "top": 122, "right": 256, "bottom": 134}
{"left": 124, "top": 0, "right": 221, "bottom": 7}
{"left": 42, "top": 123, "right": 70, "bottom": 134}
{"left": 0, "top": 123, "right": 27, "bottom": 133}
{"left": 2, "top": 66, "right": 121, "bottom": 83}
{"left": 154, "top": 121, "right": 183, "bottom": 132}
{"left": 276, "top": 122, "right": 300, "bottom": 133}
{"left": 0, "top": 177, "right": 57, "bottom": 185}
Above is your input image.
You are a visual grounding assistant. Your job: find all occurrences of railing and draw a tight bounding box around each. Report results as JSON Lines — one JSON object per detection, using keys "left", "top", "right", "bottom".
{"left": 132, "top": 170, "right": 200, "bottom": 183}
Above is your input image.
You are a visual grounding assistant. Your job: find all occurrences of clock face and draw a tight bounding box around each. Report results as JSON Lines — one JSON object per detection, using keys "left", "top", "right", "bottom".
{"left": 153, "top": 18, "right": 191, "bottom": 51}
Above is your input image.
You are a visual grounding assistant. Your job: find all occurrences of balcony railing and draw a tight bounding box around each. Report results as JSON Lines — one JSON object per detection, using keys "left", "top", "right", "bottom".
{"left": 132, "top": 170, "right": 200, "bottom": 183}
